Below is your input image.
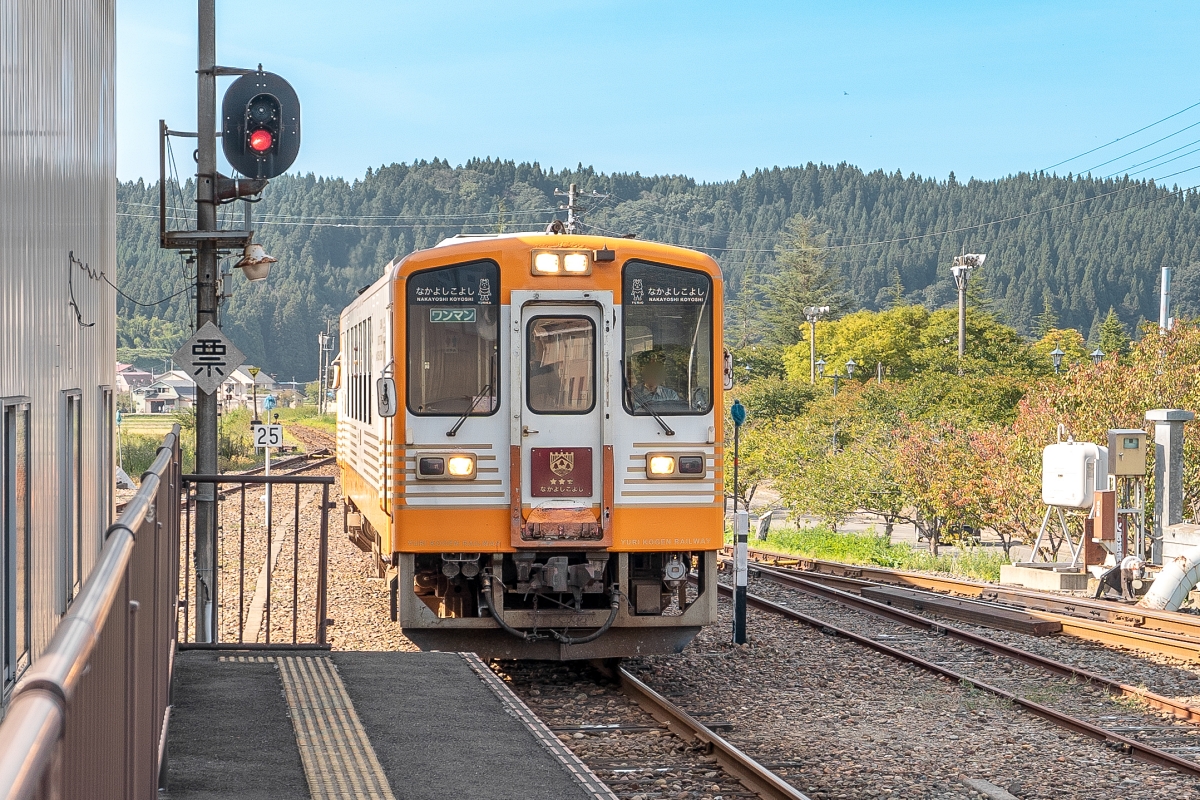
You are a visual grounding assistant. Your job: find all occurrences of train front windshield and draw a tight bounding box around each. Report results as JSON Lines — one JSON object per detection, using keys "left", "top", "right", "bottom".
{"left": 407, "top": 260, "right": 500, "bottom": 415}
{"left": 622, "top": 260, "right": 713, "bottom": 414}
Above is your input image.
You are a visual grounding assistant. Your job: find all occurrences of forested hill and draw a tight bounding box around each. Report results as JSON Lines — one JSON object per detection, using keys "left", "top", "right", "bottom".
{"left": 116, "top": 158, "right": 1200, "bottom": 378}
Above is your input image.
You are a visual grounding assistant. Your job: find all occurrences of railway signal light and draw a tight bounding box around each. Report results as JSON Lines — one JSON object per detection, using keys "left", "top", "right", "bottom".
{"left": 222, "top": 69, "right": 300, "bottom": 180}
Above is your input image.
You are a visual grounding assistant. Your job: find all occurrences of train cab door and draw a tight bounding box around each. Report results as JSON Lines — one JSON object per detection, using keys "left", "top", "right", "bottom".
{"left": 511, "top": 291, "right": 613, "bottom": 548}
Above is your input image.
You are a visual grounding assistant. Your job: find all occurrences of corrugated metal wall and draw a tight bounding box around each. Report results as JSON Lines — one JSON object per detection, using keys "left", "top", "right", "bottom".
{"left": 0, "top": 1, "right": 116, "bottom": 662}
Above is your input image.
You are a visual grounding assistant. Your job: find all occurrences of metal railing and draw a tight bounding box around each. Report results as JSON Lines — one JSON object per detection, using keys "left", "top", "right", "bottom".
{"left": 180, "top": 473, "right": 332, "bottom": 648}
{"left": 0, "top": 426, "right": 182, "bottom": 800}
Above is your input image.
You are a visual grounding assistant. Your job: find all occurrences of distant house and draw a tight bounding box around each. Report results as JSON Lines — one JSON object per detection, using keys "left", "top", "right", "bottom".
{"left": 133, "top": 369, "right": 197, "bottom": 413}
{"left": 133, "top": 381, "right": 184, "bottom": 414}
{"left": 116, "top": 362, "right": 153, "bottom": 393}
{"left": 131, "top": 366, "right": 279, "bottom": 414}
{"left": 218, "top": 366, "right": 278, "bottom": 412}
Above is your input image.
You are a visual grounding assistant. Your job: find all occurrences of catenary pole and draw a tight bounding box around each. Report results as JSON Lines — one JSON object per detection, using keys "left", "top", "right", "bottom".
{"left": 194, "top": 0, "right": 219, "bottom": 643}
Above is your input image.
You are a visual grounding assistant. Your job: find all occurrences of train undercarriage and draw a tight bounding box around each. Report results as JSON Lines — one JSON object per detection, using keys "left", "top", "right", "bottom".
{"left": 389, "top": 550, "right": 718, "bottom": 660}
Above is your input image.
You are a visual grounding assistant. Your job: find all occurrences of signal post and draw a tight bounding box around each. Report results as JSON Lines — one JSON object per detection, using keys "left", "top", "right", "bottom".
{"left": 160, "top": 0, "right": 300, "bottom": 642}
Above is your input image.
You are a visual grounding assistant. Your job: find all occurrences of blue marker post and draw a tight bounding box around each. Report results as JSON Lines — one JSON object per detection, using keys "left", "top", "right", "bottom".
{"left": 731, "top": 399, "right": 748, "bottom": 645}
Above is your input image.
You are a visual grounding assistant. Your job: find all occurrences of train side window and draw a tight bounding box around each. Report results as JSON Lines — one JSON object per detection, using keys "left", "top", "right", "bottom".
{"left": 406, "top": 260, "right": 500, "bottom": 416}
{"left": 526, "top": 316, "right": 596, "bottom": 414}
{"left": 2, "top": 399, "right": 31, "bottom": 689}
{"left": 622, "top": 261, "right": 713, "bottom": 415}
{"left": 345, "top": 319, "right": 373, "bottom": 424}
{"left": 62, "top": 391, "right": 83, "bottom": 608}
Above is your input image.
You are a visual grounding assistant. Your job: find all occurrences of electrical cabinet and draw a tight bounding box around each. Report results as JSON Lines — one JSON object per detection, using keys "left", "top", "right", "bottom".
{"left": 1107, "top": 429, "right": 1147, "bottom": 476}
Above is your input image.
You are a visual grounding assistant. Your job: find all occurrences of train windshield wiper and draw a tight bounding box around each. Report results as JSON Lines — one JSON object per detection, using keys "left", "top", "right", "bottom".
{"left": 447, "top": 384, "right": 490, "bottom": 437}
{"left": 620, "top": 360, "right": 674, "bottom": 436}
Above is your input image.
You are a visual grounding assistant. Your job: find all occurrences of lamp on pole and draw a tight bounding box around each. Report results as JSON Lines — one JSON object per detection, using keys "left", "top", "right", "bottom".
{"left": 815, "top": 358, "right": 826, "bottom": 379}
{"left": 1050, "top": 347, "right": 1065, "bottom": 375}
{"left": 951, "top": 253, "right": 987, "bottom": 360}
{"left": 1090, "top": 348, "right": 1105, "bottom": 366}
{"left": 804, "top": 305, "right": 831, "bottom": 385}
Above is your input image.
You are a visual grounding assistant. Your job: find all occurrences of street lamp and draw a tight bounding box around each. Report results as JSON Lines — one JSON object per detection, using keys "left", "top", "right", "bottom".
{"left": 1050, "top": 347, "right": 1065, "bottom": 375}
{"left": 845, "top": 358, "right": 857, "bottom": 379}
{"left": 815, "top": 358, "right": 826, "bottom": 379}
{"left": 1090, "top": 348, "right": 1105, "bottom": 365}
{"left": 804, "top": 305, "right": 831, "bottom": 385}
{"left": 951, "top": 253, "right": 987, "bottom": 360}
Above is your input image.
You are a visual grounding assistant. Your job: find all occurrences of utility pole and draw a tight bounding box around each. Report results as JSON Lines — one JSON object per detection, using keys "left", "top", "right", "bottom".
{"left": 554, "top": 183, "right": 608, "bottom": 234}
{"left": 803, "top": 305, "right": 830, "bottom": 384}
{"left": 194, "top": 0, "right": 219, "bottom": 643}
{"left": 950, "top": 253, "right": 987, "bottom": 363}
{"left": 159, "top": 1, "right": 298, "bottom": 644}
{"left": 316, "top": 331, "right": 326, "bottom": 413}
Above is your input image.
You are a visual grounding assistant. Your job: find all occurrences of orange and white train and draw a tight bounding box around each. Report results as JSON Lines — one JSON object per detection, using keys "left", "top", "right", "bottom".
{"left": 336, "top": 232, "right": 727, "bottom": 659}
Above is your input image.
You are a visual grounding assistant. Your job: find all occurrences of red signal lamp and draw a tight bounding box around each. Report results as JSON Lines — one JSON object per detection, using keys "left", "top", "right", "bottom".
{"left": 249, "top": 129, "right": 273, "bottom": 152}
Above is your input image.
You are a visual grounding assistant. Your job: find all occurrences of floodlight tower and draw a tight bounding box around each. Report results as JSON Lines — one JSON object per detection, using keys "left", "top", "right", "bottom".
{"left": 951, "top": 253, "right": 987, "bottom": 360}
{"left": 804, "top": 305, "right": 831, "bottom": 384}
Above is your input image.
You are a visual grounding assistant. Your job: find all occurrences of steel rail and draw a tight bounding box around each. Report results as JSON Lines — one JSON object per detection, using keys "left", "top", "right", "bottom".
{"left": 790, "top": 567, "right": 1200, "bottom": 662}
{"left": 739, "top": 561, "right": 1200, "bottom": 724}
{"left": 727, "top": 547, "right": 1200, "bottom": 662}
{"left": 616, "top": 667, "right": 811, "bottom": 800}
{"left": 733, "top": 545, "right": 1200, "bottom": 640}
{"left": 714, "top": 582, "right": 1200, "bottom": 780}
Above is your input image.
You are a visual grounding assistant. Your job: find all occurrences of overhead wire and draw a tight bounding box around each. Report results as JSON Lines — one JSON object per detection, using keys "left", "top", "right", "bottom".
{"left": 1041, "top": 97, "right": 1200, "bottom": 171}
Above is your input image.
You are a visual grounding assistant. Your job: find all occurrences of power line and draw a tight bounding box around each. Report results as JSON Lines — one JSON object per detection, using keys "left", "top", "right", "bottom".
{"left": 1041, "top": 98, "right": 1200, "bottom": 171}
{"left": 102, "top": 273, "right": 192, "bottom": 307}
{"left": 1079, "top": 118, "right": 1200, "bottom": 174}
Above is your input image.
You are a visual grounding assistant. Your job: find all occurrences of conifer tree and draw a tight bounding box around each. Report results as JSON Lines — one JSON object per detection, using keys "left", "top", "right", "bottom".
{"left": 761, "top": 216, "right": 850, "bottom": 347}
{"left": 1034, "top": 291, "right": 1058, "bottom": 338}
{"left": 1097, "top": 306, "right": 1131, "bottom": 359}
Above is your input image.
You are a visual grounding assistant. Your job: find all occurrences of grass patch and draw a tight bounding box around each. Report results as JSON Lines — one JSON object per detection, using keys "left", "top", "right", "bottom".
{"left": 275, "top": 406, "right": 336, "bottom": 435}
{"left": 741, "top": 524, "right": 1009, "bottom": 583}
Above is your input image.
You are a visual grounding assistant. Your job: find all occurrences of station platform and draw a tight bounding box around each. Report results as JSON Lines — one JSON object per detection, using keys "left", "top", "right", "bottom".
{"left": 164, "top": 650, "right": 616, "bottom": 800}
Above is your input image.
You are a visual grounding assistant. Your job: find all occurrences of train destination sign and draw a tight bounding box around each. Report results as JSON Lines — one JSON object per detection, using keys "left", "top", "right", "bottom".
{"left": 172, "top": 322, "right": 247, "bottom": 395}
{"left": 430, "top": 308, "right": 476, "bottom": 323}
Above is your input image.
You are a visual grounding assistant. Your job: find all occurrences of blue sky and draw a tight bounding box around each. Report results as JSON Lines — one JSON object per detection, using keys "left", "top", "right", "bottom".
{"left": 117, "top": 1, "right": 1200, "bottom": 184}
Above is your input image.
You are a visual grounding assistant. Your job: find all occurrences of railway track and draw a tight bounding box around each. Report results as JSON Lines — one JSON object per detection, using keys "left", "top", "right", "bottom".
{"left": 718, "top": 566, "right": 1200, "bottom": 781}
{"left": 727, "top": 545, "right": 1200, "bottom": 661}
{"left": 498, "top": 660, "right": 810, "bottom": 800}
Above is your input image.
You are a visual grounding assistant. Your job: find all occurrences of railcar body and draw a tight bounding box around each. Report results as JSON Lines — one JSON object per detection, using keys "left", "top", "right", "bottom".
{"left": 337, "top": 233, "right": 725, "bottom": 659}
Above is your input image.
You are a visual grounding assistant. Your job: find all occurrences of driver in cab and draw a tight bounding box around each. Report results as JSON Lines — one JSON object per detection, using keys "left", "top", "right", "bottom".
{"left": 631, "top": 357, "right": 680, "bottom": 407}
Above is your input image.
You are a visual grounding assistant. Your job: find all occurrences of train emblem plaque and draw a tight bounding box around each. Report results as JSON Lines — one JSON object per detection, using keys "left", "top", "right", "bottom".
{"left": 173, "top": 322, "right": 247, "bottom": 395}
{"left": 531, "top": 447, "right": 593, "bottom": 497}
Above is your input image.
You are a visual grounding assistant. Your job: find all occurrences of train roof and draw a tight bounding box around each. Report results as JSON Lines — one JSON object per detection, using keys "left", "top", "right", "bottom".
{"left": 413, "top": 232, "right": 724, "bottom": 279}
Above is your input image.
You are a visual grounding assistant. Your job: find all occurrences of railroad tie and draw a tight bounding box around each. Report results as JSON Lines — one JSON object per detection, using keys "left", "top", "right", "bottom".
{"left": 274, "top": 656, "right": 397, "bottom": 800}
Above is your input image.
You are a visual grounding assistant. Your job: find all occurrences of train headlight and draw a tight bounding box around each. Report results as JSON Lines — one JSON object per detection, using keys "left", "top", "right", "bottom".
{"left": 531, "top": 249, "right": 593, "bottom": 276}
{"left": 416, "top": 452, "right": 477, "bottom": 480}
{"left": 447, "top": 455, "right": 476, "bottom": 477}
{"left": 648, "top": 456, "right": 676, "bottom": 475}
{"left": 645, "top": 452, "right": 707, "bottom": 479}
{"left": 533, "top": 252, "right": 561, "bottom": 274}
{"left": 563, "top": 252, "right": 590, "bottom": 273}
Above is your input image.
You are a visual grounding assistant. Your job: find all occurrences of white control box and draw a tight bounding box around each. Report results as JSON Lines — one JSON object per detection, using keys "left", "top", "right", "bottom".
{"left": 1042, "top": 441, "right": 1108, "bottom": 509}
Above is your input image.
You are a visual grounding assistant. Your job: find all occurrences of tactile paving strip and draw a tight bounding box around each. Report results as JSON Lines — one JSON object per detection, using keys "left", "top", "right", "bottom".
{"left": 461, "top": 652, "right": 620, "bottom": 800}
{"left": 219, "top": 655, "right": 396, "bottom": 800}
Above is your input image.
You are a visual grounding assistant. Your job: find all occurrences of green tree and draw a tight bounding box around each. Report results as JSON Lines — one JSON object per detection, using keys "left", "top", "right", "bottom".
{"left": 1031, "top": 328, "right": 1089, "bottom": 373}
{"left": 761, "top": 216, "right": 850, "bottom": 347}
{"left": 1096, "top": 306, "right": 1131, "bottom": 360}
{"left": 1034, "top": 290, "right": 1059, "bottom": 338}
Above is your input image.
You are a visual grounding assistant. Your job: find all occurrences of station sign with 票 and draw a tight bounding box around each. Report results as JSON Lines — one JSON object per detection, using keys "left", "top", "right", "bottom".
{"left": 530, "top": 447, "right": 593, "bottom": 497}
{"left": 173, "top": 321, "right": 247, "bottom": 395}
